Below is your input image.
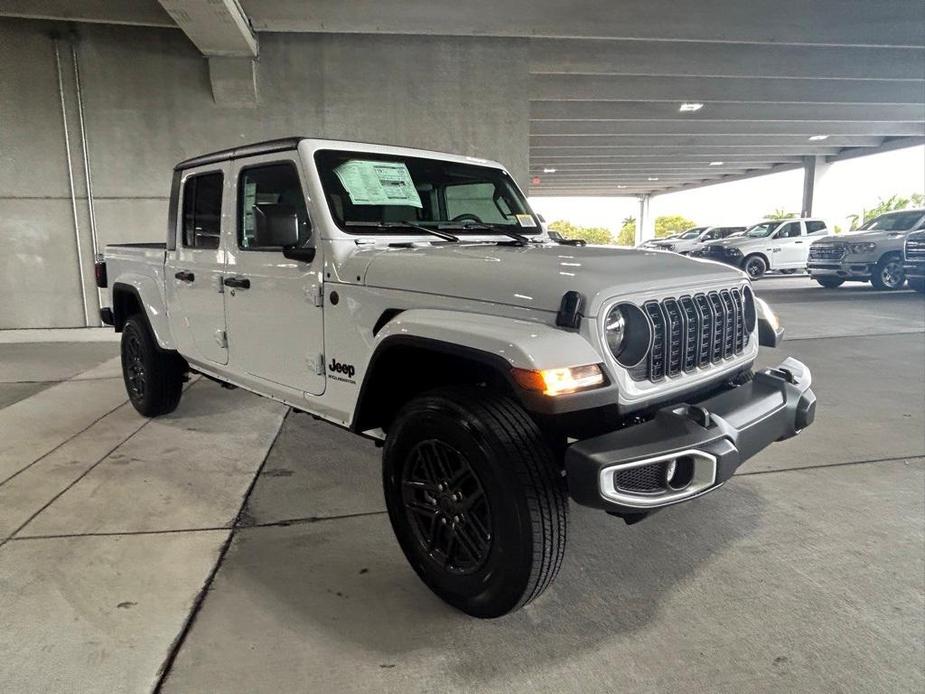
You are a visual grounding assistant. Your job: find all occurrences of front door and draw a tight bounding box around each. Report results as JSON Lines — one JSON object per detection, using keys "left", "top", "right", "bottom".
{"left": 164, "top": 168, "right": 229, "bottom": 365}
{"left": 223, "top": 156, "right": 325, "bottom": 396}
{"left": 773, "top": 221, "right": 806, "bottom": 268}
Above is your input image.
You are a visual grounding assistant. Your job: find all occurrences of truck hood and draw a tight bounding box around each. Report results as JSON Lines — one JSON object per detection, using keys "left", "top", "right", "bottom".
{"left": 360, "top": 243, "right": 745, "bottom": 316}
{"left": 814, "top": 229, "right": 912, "bottom": 245}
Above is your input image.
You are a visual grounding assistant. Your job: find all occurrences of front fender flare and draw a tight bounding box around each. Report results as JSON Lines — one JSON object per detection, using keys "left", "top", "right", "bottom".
{"left": 373, "top": 309, "right": 602, "bottom": 371}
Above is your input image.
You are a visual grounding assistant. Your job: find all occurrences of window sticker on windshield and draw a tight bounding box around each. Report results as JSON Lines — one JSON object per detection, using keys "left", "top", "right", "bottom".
{"left": 515, "top": 214, "right": 536, "bottom": 227}
{"left": 334, "top": 160, "right": 422, "bottom": 208}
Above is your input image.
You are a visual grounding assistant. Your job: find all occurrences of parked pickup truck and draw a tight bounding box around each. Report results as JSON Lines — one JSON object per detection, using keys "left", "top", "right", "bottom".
{"left": 652, "top": 225, "right": 747, "bottom": 255}
{"left": 692, "top": 218, "right": 830, "bottom": 279}
{"left": 97, "top": 137, "right": 816, "bottom": 618}
{"left": 808, "top": 209, "right": 925, "bottom": 290}
{"left": 903, "top": 230, "right": 925, "bottom": 293}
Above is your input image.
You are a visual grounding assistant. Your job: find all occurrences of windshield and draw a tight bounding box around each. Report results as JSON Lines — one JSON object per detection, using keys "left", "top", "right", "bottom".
{"left": 745, "top": 222, "right": 779, "bottom": 238}
{"left": 679, "top": 227, "right": 707, "bottom": 239}
{"left": 857, "top": 210, "right": 924, "bottom": 232}
{"left": 314, "top": 149, "right": 539, "bottom": 233}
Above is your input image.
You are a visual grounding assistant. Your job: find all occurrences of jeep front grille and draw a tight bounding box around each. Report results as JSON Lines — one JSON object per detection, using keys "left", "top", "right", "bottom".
{"left": 906, "top": 238, "right": 925, "bottom": 261}
{"left": 809, "top": 244, "right": 846, "bottom": 261}
{"left": 630, "top": 288, "right": 750, "bottom": 382}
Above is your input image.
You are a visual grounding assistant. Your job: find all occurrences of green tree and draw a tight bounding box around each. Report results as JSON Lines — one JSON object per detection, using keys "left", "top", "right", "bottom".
{"left": 765, "top": 208, "right": 798, "bottom": 221}
{"left": 848, "top": 193, "right": 925, "bottom": 230}
{"left": 654, "top": 214, "right": 697, "bottom": 238}
{"left": 548, "top": 220, "right": 614, "bottom": 245}
{"left": 617, "top": 216, "right": 636, "bottom": 246}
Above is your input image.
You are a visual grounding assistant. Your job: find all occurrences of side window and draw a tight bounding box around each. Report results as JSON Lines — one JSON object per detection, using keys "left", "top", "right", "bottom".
{"left": 445, "top": 182, "right": 510, "bottom": 223}
{"left": 701, "top": 229, "right": 717, "bottom": 240}
{"left": 182, "top": 172, "right": 223, "bottom": 250}
{"left": 238, "top": 163, "right": 311, "bottom": 250}
{"left": 777, "top": 222, "right": 802, "bottom": 239}
{"left": 806, "top": 221, "right": 827, "bottom": 234}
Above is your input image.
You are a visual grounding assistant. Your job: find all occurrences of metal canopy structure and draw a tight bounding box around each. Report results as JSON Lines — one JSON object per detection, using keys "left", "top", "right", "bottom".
{"left": 3, "top": 0, "right": 923, "bottom": 196}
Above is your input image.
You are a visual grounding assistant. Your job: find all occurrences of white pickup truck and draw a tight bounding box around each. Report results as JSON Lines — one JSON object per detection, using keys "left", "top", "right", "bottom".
{"left": 97, "top": 137, "right": 816, "bottom": 618}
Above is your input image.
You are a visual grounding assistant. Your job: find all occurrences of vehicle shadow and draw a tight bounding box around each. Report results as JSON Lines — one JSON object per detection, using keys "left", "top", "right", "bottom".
{"left": 218, "top": 480, "right": 767, "bottom": 684}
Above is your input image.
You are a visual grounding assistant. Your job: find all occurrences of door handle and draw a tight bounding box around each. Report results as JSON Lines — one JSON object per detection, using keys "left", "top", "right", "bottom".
{"left": 223, "top": 276, "right": 251, "bottom": 289}
{"left": 794, "top": 241, "right": 804, "bottom": 244}
{"left": 174, "top": 270, "right": 195, "bottom": 282}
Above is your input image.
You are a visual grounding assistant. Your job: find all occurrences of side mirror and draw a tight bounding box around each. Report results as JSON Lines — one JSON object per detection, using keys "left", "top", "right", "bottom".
{"left": 282, "top": 247, "right": 316, "bottom": 263}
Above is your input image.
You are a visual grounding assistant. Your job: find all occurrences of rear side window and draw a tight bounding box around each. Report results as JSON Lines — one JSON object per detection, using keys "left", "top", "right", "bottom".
{"left": 181, "top": 172, "right": 223, "bottom": 249}
{"left": 806, "top": 221, "right": 827, "bottom": 234}
{"left": 238, "top": 163, "right": 312, "bottom": 250}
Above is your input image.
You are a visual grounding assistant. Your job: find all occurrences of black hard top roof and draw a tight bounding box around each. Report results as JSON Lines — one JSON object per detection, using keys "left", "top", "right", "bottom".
{"left": 174, "top": 137, "right": 303, "bottom": 171}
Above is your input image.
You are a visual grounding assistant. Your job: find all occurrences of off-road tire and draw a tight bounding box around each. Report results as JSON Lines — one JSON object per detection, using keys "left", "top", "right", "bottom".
{"left": 743, "top": 254, "right": 767, "bottom": 279}
{"left": 382, "top": 386, "right": 568, "bottom": 618}
{"left": 870, "top": 254, "right": 906, "bottom": 290}
{"left": 815, "top": 277, "right": 845, "bottom": 289}
{"left": 121, "top": 314, "right": 185, "bottom": 417}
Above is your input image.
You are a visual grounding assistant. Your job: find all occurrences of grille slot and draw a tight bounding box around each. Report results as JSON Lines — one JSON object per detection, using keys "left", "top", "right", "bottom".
{"left": 636, "top": 287, "right": 749, "bottom": 382}
{"left": 614, "top": 462, "right": 667, "bottom": 494}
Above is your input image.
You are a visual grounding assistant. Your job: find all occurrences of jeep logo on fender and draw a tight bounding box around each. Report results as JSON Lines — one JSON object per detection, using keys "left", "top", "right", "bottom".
{"left": 328, "top": 358, "right": 356, "bottom": 381}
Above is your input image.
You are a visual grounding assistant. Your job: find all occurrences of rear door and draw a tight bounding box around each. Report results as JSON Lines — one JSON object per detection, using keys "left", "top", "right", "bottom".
{"left": 165, "top": 166, "right": 229, "bottom": 365}
{"left": 223, "top": 154, "right": 325, "bottom": 396}
{"left": 772, "top": 221, "right": 805, "bottom": 268}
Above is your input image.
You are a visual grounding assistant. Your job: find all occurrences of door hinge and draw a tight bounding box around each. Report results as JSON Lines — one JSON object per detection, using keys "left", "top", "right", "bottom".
{"left": 307, "top": 353, "right": 324, "bottom": 375}
{"left": 215, "top": 329, "right": 227, "bottom": 348}
{"left": 306, "top": 283, "right": 323, "bottom": 307}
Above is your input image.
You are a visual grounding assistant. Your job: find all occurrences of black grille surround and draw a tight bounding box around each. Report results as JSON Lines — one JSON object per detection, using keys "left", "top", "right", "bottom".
{"left": 627, "top": 287, "right": 752, "bottom": 382}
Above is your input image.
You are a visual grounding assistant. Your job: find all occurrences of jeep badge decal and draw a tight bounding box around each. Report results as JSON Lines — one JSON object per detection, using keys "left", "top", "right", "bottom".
{"left": 328, "top": 358, "right": 356, "bottom": 383}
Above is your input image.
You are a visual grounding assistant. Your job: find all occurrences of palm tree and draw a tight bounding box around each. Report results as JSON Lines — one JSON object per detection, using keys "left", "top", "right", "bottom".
{"left": 765, "top": 208, "right": 797, "bottom": 221}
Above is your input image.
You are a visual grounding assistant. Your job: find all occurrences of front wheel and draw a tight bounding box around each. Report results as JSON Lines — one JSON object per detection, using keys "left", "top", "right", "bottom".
{"left": 121, "top": 315, "right": 185, "bottom": 417}
{"left": 743, "top": 255, "right": 767, "bottom": 279}
{"left": 383, "top": 386, "right": 568, "bottom": 618}
{"left": 815, "top": 277, "right": 845, "bottom": 289}
{"left": 870, "top": 255, "right": 906, "bottom": 290}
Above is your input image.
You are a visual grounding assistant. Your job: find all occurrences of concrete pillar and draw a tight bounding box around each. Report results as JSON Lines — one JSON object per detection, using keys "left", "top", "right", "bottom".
{"left": 801, "top": 155, "right": 831, "bottom": 217}
{"left": 637, "top": 194, "right": 654, "bottom": 244}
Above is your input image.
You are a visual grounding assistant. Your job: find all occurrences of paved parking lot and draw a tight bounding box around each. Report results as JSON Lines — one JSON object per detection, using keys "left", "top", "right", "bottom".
{"left": 1, "top": 277, "right": 922, "bottom": 693}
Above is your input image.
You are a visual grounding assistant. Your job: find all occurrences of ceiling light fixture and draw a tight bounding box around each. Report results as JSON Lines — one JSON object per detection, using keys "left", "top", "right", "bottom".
{"left": 808, "top": 135, "right": 829, "bottom": 141}
{"left": 543, "top": 167, "right": 557, "bottom": 173}
{"left": 647, "top": 177, "right": 659, "bottom": 181}
{"left": 679, "top": 102, "right": 704, "bottom": 112}
{"left": 709, "top": 161, "right": 724, "bottom": 166}
{"left": 616, "top": 185, "right": 627, "bottom": 189}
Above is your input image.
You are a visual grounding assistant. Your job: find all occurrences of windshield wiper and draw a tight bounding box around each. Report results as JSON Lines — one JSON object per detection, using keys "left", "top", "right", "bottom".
{"left": 345, "top": 221, "right": 458, "bottom": 243}
{"left": 437, "top": 221, "right": 532, "bottom": 246}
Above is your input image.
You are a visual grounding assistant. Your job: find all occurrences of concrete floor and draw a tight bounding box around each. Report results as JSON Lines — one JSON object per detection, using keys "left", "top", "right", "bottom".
{"left": 0, "top": 276, "right": 922, "bottom": 693}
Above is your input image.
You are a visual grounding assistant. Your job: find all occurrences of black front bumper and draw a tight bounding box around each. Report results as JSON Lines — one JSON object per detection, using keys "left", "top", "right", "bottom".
{"left": 565, "top": 358, "right": 815, "bottom": 514}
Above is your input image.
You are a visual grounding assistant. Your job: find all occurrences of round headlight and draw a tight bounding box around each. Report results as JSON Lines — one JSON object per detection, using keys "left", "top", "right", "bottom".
{"left": 743, "top": 286, "right": 757, "bottom": 334}
{"left": 604, "top": 303, "right": 651, "bottom": 367}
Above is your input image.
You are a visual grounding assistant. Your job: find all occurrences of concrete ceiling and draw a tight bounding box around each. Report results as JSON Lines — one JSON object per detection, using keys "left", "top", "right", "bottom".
{"left": 4, "top": 0, "right": 923, "bottom": 196}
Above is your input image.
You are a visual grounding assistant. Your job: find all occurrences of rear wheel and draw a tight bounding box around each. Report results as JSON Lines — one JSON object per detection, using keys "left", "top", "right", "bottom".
{"left": 382, "top": 386, "right": 568, "bottom": 618}
{"left": 743, "top": 255, "right": 767, "bottom": 279}
{"left": 815, "top": 277, "right": 845, "bottom": 289}
{"left": 121, "top": 315, "right": 185, "bottom": 417}
{"left": 870, "top": 255, "right": 906, "bottom": 290}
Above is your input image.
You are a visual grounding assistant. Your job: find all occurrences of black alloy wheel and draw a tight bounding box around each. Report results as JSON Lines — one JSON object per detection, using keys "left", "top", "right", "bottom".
{"left": 400, "top": 439, "right": 492, "bottom": 575}
{"left": 120, "top": 315, "right": 186, "bottom": 417}
{"left": 744, "top": 255, "right": 767, "bottom": 279}
{"left": 383, "top": 386, "right": 567, "bottom": 618}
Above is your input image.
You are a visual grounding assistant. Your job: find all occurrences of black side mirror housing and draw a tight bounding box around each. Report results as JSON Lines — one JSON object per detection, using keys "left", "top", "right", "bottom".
{"left": 282, "top": 247, "right": 316, "bottom": 263}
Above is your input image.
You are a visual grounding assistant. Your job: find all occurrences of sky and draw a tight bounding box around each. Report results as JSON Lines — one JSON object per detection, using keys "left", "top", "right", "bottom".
{"left": 530, "top": 144, "right": 925, "bottom": 238}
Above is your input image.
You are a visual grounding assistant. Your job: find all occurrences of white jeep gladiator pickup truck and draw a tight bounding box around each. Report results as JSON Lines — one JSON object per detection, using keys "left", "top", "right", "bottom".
{"left": 97, "top": 137, "right": 816, "bottom": 618}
